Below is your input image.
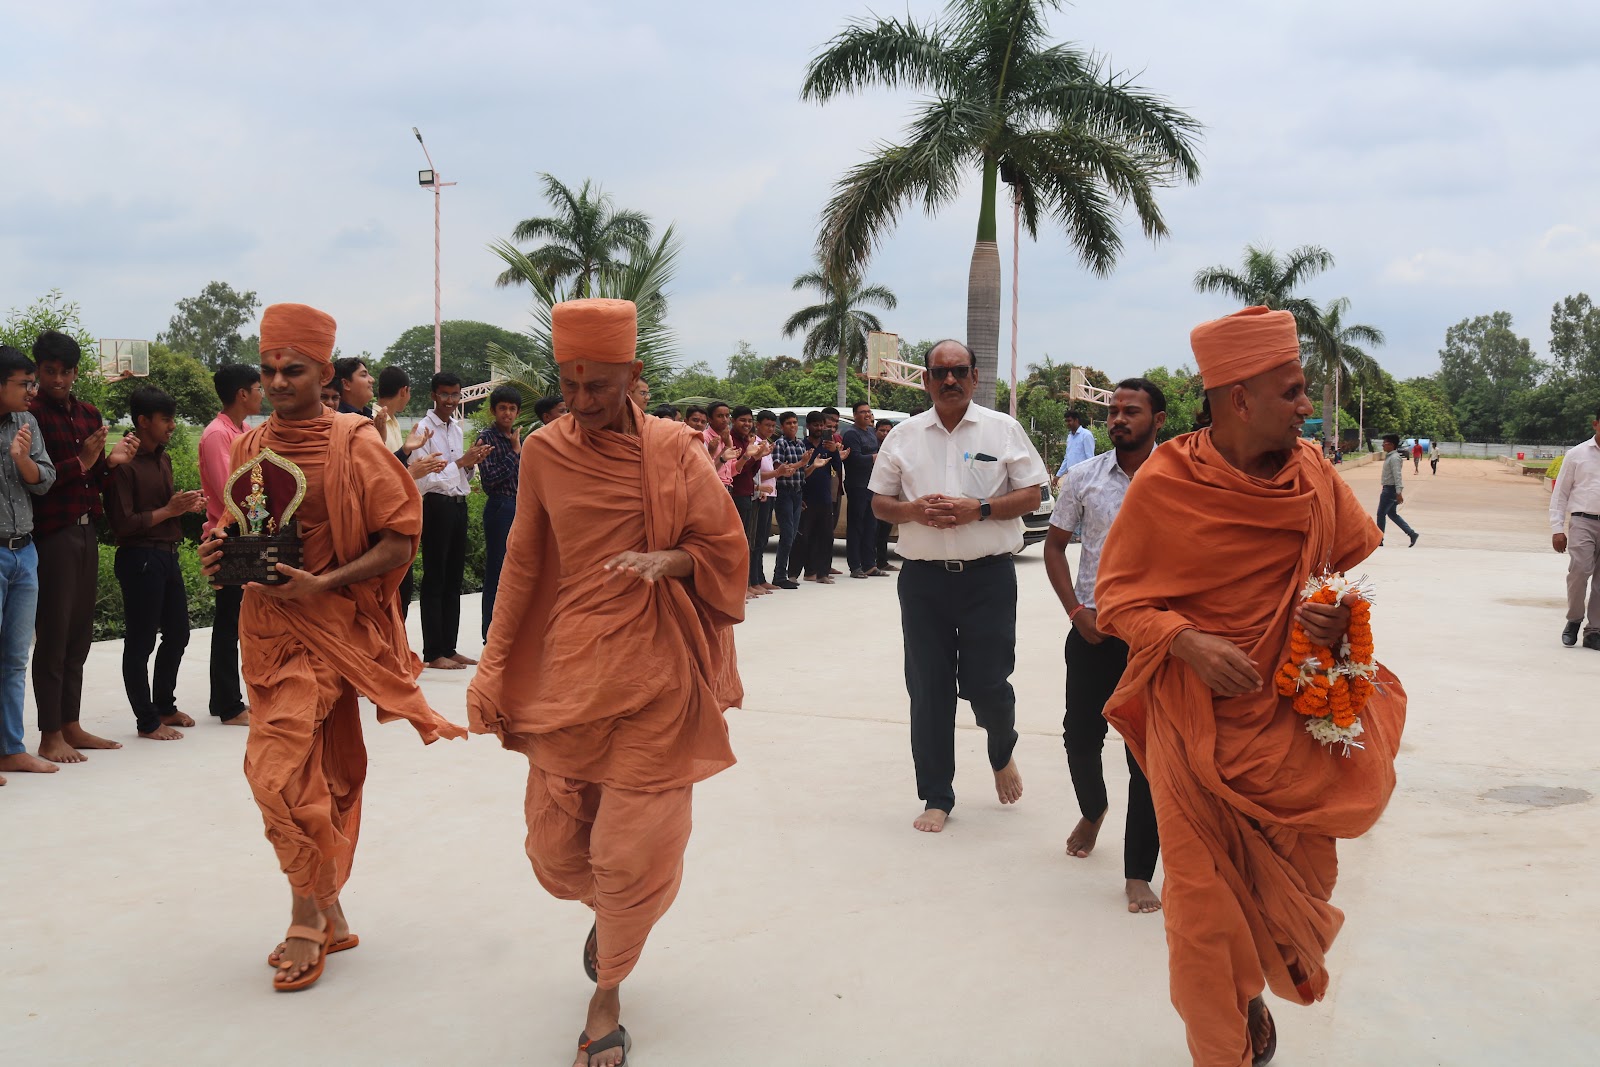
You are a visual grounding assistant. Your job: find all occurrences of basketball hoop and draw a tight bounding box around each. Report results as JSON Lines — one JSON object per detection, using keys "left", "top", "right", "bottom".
{"left": 862, "top": 331, "right": 924, "bottom": 390}
{"left": 98, "top": 339, "right": 150, "bottom": 380}
{"left": 1069, "top": 367, "right": 1112, "bottom": 408}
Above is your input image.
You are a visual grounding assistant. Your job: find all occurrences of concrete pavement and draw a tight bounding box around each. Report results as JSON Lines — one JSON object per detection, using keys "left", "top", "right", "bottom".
{"left": 2, "top": 456, "right": 1597, "bottom": 1065}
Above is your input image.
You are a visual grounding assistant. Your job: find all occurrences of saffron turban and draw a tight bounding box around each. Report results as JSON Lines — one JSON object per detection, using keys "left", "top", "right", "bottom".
{"left": 1190, "top": 306, "right": 1300, "bottom": 389}
{"left": 260, "top": 303, "right": 337, "bottom": 364}
{"left": 552, "top": 299, "right": 638, "bottom": 364}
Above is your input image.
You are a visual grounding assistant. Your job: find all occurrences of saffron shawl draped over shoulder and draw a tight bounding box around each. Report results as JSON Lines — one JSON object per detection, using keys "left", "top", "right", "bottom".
{"left": 467, "top": 409, "right": 746, "bottom": 791}
{"left": 233, "top": 413, "right": 464, "bottom": 792}
{"left": 1095, "top": 432, "right": 1405, "bottom": 1005}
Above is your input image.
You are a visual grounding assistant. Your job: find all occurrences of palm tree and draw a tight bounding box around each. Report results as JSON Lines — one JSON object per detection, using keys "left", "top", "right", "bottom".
{"left": 494, "top": 174, "right": 652, "bottom": 295}
{"left": 485, "top": 226, "right": 682, "bottom": 430}
{"left": 801, "top": 0, "right": 1201, "bottom": 409}
{"left": 1192, "top": 243, "right": 1335, "bottom": 345}
{"left": 781, "top": 266, "right": 898, "bottom": 404}
{"left": 1303, "top": 297, "right": 1384, "bottom": 449}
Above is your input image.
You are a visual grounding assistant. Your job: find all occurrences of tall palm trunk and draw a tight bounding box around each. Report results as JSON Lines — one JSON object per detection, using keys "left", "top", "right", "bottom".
{"left": 967, "top": 157, "right": 1002, "bottom": 409}
{"left": 837, "top": 303, "right": 849, "bottom": 406}
{"left": 1321, "top": 359, "right": 1337, "bottom": 449}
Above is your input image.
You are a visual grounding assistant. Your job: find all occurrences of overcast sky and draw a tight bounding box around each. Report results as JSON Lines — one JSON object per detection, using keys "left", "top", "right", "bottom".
{"left": 4, "top": 0, "right": 1596, "bottom": 384}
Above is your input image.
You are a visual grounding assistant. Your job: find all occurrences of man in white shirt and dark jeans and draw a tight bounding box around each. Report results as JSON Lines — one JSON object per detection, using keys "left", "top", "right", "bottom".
{"left": 1552, "top": 407, "right": 1600, "bottom": 649}
{"left": 413, "top": 372, "right": 491, "bottom": 670}
{"left": 870, "top": 339, "right": 1048, "bottom": 833}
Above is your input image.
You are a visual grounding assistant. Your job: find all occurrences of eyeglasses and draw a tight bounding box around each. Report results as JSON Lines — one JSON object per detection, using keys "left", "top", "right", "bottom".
{"left": 6, "top": 379, "right": 38, "bottom": 393}
{"left": 926, "top": 366, "right": 971, "bottom": 381}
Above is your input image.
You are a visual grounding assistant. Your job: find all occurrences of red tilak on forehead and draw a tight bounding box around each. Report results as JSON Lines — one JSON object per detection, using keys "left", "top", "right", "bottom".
{"left": 576, "top": 364, "right": 586, "bottom": 377}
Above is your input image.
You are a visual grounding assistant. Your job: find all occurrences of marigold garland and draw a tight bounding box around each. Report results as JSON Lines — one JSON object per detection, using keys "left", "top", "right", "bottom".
{"left": 1275, "top": 572, "right": 1377, "bottom": 754}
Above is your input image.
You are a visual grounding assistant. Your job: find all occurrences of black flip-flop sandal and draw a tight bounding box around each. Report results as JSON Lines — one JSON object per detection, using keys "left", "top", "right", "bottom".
{"left": 577, "top": 1026, "right": 631, "bottom": 1066}
{"left": 1248, "top": 996, "right": 1277, "bottom": 1066}
{"left": 583, "top": 922, "right": 598, "bottom": 983}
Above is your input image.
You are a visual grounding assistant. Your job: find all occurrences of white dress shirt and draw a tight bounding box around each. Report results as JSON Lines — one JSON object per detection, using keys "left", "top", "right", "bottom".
{"left": 1048, "top": 445, "right": 1149, "bottom": 609}
{"left": 1550, "top": 437, "right": 1600, "bottom": 532}
{"left": 869, "top": 403, "right": 1048, "bottom": 561}
{"left": 413, "top": 409, "right": 471, "bottom": 497}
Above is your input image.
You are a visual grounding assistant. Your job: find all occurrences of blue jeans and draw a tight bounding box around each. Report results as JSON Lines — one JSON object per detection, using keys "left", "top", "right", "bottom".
{"left": 0, "top": 542, "right": 40, "bottom": 756}
{"left": 482, "top": 494, "right": 516, "bottom": 642}
{"left": 774, "top": 491, "right": 802, "bottom": 581}
{"left": 1375, "top": 485, "right": 1416, "bottom": 541}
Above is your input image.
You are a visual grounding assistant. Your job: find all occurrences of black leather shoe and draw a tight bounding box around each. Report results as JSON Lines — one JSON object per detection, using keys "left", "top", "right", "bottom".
{"left": 1585, "top": 631, "right": 1600, "bottom": 651}
{"left": 1564, "top": 620, "right": 1581, "bottom": 646}
{"left": 1408, "top": 532, "right": 1420, "bottom": 547}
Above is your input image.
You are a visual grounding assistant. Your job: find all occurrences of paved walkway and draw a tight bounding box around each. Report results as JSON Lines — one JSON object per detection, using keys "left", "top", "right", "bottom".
{"left": 2, "top": 457, "right": 1596, "bottom": 1064}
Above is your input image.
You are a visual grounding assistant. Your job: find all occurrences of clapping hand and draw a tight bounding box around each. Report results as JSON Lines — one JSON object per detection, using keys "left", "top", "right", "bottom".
{"left": 109, "top": 432, "right": 140, "bottom": 467}
{"left": 78, "top": 425, "right": 109, "bottom": 469}
{"left": 8, "top": 423, "right": 33, "bottom": 465}
{"left": 459, "top": 442, "right": 493, "bottom": 470}
{"left": 403, "top": 423, "right": 434, "bottom": 455}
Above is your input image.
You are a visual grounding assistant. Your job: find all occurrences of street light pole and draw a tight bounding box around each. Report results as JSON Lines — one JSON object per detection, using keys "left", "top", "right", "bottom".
{"left": 413, "top": 127, "right": 456, "bottom": 374}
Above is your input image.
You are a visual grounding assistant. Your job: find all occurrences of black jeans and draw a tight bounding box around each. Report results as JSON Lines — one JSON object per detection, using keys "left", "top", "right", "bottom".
{"left": 897, "top": 557, "right": 1020, "bottom": 813}
{"left": 774, "top": 490, "right": 802, "bottom": 581}
{"left": 114, "top": 546, "right": 189, "bottom": 734}
{"left": 876, "top": 518, "right": 892, "bottom": 570}
{"left": 209, "top": 584, "right": 245, "bottom": 719}
{"left": 845, "top": 485, "right": 876, "bottom": 573}
{"left": 482, "top": 493, "right": 516, "bottom": 641}
{"left": 800, "top": 499, "right": 834, "bottom": 578}
{"left": 1064, "top": 629, "right": 1159, "bottom": 881}
{"left": 733, "top": 493, "right": 758, "bottom": 585}
{"left": 752, "top": 496, "right": 775, "bottom": 584}
{"left": 1375, "top": 485, "right": 1416, "bottom": 540}
{"left": 420, "top": 494, "right": 468, "bottom": 661}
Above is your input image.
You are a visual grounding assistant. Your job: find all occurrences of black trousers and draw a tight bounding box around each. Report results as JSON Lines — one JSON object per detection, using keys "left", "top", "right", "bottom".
{"left": 800, "top": 500, "right": 834, "bottom": 578}
{"left": 420, "top": 494, "right": 468, "bottom": 662}
{"left": 209, "top": 584, "right": 245, "bottom": 719}
{"left": 733, "top": 493, "right": 758, "bottom": 585}
{"left": 875, "top": 518, "right": 892, "bottom": 570}
{"left": 1064, "top": 629, "right": 1159, "bottom": 881}
{"left": 114, "top": 546, "right": 189, "bottom": 734}
{"left": 898, "top": 557, "right": 1020, "bottom": 813}
{"left": 845, "top": 485, "right": 876, "bottom": 573}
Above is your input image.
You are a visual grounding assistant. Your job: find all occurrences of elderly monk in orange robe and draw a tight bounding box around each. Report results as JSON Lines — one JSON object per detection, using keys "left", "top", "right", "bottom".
{"left": 200, "top": 303, "right": 465, "bottom": 993}
{"left": 467, "top": 298, "right": 744, "bottom": 1067}
{"left": 1094, "top": 306, "right": 1406, "bottom": 1067}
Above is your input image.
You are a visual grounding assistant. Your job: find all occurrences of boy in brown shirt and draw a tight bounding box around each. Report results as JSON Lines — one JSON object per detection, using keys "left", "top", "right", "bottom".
{"left": 105, "top": 386, "right": 205, "bottom": 740}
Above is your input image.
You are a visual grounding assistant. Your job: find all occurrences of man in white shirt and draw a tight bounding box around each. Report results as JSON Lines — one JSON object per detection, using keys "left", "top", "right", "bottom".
{"left": 1054, "top": 409, "right": 1097, "bottom": 486}
{"left": 1551, "top": 408, "right": 1600, "bottom": 649}
{"left": 413, "top": 372, "right": 491, "bottom": 670}
{"left": 870, "top": 339, "right": 1048, "bottom": 833}
{"left": 1043, "top": 378, "right": 1165, "bottom": 915}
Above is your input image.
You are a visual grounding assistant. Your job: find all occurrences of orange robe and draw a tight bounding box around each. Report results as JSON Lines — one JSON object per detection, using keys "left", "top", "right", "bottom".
{"left": 235, "top": 413, "right": 465, "bottom": 908}
{"left": 1095, "top": 434, "right": 1406, "bottom": 1067}
{"left": 467, "top": 408, "right": 745, "bottom": 988}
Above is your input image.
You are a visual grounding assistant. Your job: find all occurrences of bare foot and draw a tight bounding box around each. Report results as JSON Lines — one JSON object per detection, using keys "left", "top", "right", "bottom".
{"left": 1126, "top": 879, "right": 1162, "bottom": 914}
{"left": 0, "top": 752, "right": 60, "bottom": 774}
{"left": 222, "top": 710, "right": 252, "bottom": 726}
{"left": 448, "top": 653, "right": 478, "bottom": 666}
{"left": 1065, "top": 813, "right": 1106, "bottom": 858}
{"left": 38, "top": 732, "right": 87, "bottom": 764}
{"left": 161, "top": 711, "right": 196, "bottom": 728}
{"left": 426, "top": 658, "right": 465, "bottom": 670}
{"left": 574, "top": 985, "right": 625, "bottom": 1067}
{"left": 138, "top": 725, "right": 185, "bottom": 741}
{"left": 61, "top": 724, "right": 121, "bottom": 751}
{"left": 912, "top": 808, "right": 948, "bottom": 833}
{"left": 816, "top": 576, "right": 835, "bottom": 585}
{"left": 1248, "top": 995, "right": 1276, "bottom": 1064}
{"left": 993, "top": 758, "right": 1023, "bottom": 804}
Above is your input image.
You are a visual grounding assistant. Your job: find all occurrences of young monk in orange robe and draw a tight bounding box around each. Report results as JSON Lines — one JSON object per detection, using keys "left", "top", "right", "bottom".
{"left": 468, "top": 298, "right": 745, "bottom": 1067}
{"left": 200, "top": 303, "right": 465, "bottom": 992}
{"left": 1095, "top": 307, "right": 1406, "bottom": 1067}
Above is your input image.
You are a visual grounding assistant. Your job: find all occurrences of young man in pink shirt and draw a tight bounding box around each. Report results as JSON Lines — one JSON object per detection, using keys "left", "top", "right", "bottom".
{"left": 197, "top": 363, "right": 262, "bottom": 726}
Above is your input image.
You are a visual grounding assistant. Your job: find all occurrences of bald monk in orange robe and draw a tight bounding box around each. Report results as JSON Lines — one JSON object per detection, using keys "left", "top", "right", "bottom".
{"left": 467, "top": 298, "right": 745, "bottom": 1067}
{"left": 1095, "top": 307, "right": 1406, "bottom": 1066}
{"left": 200, "top": 303, "right": 465, "bottom": 993}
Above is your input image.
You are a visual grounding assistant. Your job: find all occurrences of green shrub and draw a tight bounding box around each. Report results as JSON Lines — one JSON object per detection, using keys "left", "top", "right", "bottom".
{"left": 1547, "top": 454, "right": 1564, "bottom": 482}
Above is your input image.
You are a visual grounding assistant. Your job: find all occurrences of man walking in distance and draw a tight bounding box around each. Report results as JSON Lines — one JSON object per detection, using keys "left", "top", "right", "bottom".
{"left": 198, "top": 363, "right": 263, "bottom": 728}
{"left": 770, "top": 411, "right": 811, "bottom": 590}
{"left": 1551, "top": 407, "right": 1600, "bottom": 649}
{"left": 869, "top": 339, "right": 1047, "bottom": 833}
{"left": 1096, "top": 307, "right": 1405, "bottom": 1066}
{"left": 106, "top": 386, "right": 207, "bottom": 741}
{"left": 412, "top": 372, "right": 491, "bottom": 669}
{"left": 1376, "top": 433, "right": 1419, "bottom": 548}
{"left": 199, "top": 302, "right": 464, "bottom": 991}
{"left": 467, "top": 298, "right": 746, "bottom": 1067}
{"left": 29, "top": 330, "right": 133, "bottom": 762}
{"left": 1053, "top": 408, "right": 1096, "bottom": 490}
{"left": 475, "top": 385, "right": 523, "bottom": 640}
{"left": 0, "top": 346, "right": 57, "bottom": 784}
{"left": 1411, "top": 438, "right": 1423, "bottom": 474}
{"left": 841, "top": 400, "right": 880, "bottom": 578}
{"left": 1043, "top": 378, "right": 1165, "bottom": 913}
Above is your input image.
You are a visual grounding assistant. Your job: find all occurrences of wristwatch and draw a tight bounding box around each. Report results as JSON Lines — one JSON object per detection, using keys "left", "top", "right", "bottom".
{"left": 979, "top": 498, "right": 991, "bottom": 520}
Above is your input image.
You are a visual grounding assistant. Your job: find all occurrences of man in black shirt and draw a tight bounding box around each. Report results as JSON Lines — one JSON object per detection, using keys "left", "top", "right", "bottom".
{"left": 800, "top": 411, "right": 840, "bottom": 584}
{"left": 840, "top": 401, "right": 880, "bottom": 578}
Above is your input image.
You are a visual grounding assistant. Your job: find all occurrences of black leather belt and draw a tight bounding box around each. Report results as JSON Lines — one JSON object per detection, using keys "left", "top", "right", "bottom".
{"left": 1574, "top": 512, "right": 1600, "bottom": 521}
{"left": 2, "top": 533, "right": 32, "bottom": 550}
{"left": 909, "top": 554, "right": 1012, "bottom": 573}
